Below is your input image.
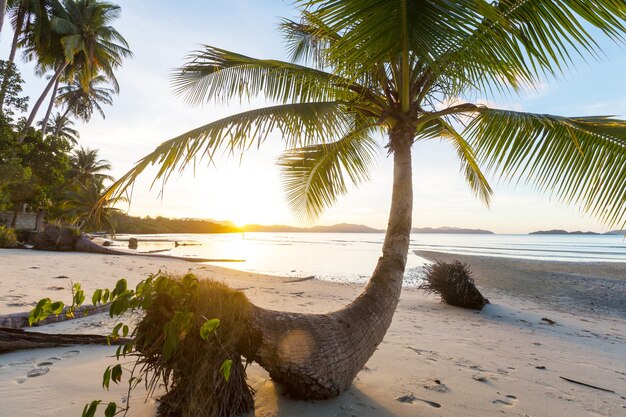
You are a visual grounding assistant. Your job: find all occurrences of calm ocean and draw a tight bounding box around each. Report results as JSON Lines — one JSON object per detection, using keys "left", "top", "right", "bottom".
{"left": 113, "top": 233, "right": 626, "bottom": 285}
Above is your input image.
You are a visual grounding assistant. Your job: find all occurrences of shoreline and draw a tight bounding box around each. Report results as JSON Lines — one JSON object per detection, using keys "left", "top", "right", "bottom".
{"left": 0, "top": 249, "right": 625, "bottom": 416}
{"left": 416, "top": 250, "right": 626, "bottom": 319}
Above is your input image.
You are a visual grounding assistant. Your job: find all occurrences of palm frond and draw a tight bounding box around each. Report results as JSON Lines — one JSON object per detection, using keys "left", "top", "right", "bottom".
{"left": 100, "top": 101, "right": 353, "bottom": 204}
{"left": 277, "top": 128, "right": 380, "bottom": 221}
{"left": 427, "top": 118, "right": 493, "bottom": 206}
{"left": 466, "top": 108, "right": 626, "bottom": 226}
{"left": 279, "top": 10, "right": 341, "bottom": 67}
{"left": 171, "top": 46, "right": 357, "bottom": 106}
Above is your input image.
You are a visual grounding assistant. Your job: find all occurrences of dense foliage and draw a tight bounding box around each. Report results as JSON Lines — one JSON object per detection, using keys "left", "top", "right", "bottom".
{"left": 109, "top": 213, "right": 241, "bottom": 234}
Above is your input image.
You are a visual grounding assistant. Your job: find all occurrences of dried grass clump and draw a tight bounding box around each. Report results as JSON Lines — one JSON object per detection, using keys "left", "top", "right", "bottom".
{"left": 420, "top": 260, "right": 489, "bottom": 310}
{"left": 134, "top": 275, "right": 254, "bottom": 417}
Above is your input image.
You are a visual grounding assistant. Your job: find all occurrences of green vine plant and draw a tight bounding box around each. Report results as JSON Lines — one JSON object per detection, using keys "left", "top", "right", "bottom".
{"left": 29, "top": 272, "right": 237, "bottom": 417}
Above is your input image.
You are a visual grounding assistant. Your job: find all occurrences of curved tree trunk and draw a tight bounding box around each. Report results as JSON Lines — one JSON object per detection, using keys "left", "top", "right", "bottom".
{"left": 242, "top": 129, "right": 413, "bottom": 399}
{"left": 18, "top": 62, "right": 68, "bottom": 143}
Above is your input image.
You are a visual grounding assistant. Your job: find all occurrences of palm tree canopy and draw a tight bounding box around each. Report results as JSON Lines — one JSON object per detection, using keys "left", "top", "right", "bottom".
{"left": 38, "top": 111, "right": 79, "bottom": 142}
{"left": 48, "top": 0, "right": 132, "bottom": 90}
{"left": 56, "top": 72, "right": 114, "bottom": 121}
{"left": 70, "top": 146, "right": 113, "bottom": 186}
{"left": 102, "top": 0, "right": 626, "bottom": 227}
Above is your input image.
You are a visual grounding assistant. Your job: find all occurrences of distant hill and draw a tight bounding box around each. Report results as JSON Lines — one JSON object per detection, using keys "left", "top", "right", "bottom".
{"left": 530, "top": 229, "right": 601, "bottom": 235}
{"left": 110, "top": 213, "right": 241, "bottom": 234}
{"left": 604, "top": 230, "right": 626, "bottom": 235}
{"left": 411, "top": 226, "right": 494, "bottom": 234}
{"left": 243, "top": 223, "right": 383, "bottom": 233}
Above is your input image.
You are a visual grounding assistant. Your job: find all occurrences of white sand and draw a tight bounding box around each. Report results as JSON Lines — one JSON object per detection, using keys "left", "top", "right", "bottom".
{"left": 0, "top": 249, "right": 625, "bottom": 416}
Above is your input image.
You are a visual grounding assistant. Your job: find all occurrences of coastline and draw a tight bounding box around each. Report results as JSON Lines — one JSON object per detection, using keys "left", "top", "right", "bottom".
{"left": 0, "top": 249, "right": 625, "bottom": 416}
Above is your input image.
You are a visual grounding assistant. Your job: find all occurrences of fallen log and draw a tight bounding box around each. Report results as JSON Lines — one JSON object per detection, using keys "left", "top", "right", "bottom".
{"left": 0, "top": 327, "right": 130, "bottom": 354}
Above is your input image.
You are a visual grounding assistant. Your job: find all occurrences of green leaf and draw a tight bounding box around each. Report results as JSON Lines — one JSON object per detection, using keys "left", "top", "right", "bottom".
{"left": 81, "top": 400, "right": 101, "bottom": 417}
{"left": 50, "top": 301, "right": 65, "bottom": 315}
{"left": 111, "top": 364, "right": 123, "bottom": 385}
{"left": 220, "top": 359, "right": 233, "bottom": 382}
{"left": 112, "top": 279, "right": 127, "bottom": 298}
{"left": 104, "top": 402, "right": 117, "bottom": 417}
{"left": 199, "top": 318, "right": 220, "bottom": 340}
{"left": 92, "top": 289, "right": 103, "bottom": 305}
{"left": 102, "top": 367, "right": 111, "bottom": 389}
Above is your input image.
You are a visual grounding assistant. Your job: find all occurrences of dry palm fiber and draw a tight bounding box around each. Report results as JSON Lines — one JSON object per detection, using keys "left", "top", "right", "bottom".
{"left": 420, "top": 260, "right": 489, "bottom": 310}
{"left": 133, "top": 274, "right": 254, "bottom": 417}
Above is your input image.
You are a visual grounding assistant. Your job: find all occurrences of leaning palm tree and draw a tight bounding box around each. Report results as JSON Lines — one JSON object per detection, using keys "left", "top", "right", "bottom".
{"left": 70, "top": 146, "right": 113, "bottom": 186}
{"left": 102, "top": 1, "right": 626, "bottom": 399}
{"left": 0, "top": 0, "right": 51, "bottom": 110}
{"left": 37, "top": 111, "right": 79, "bottom": 143}
{"left": 18, "top": 0, "right": 131, "bottom": 142}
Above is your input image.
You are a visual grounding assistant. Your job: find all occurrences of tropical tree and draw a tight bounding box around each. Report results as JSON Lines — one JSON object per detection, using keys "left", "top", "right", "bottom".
{"left": 102, "top": 0, "right": 626, "bottom": 399}
{"left": 19, "top": 0, "right": 131, "bottom": 141}
{"left": 58, "top": 178, "right": 119, "bottom": 230}
{"left": 0, "top": 0, "right": 51, "bottom": 110}
{"left": 37, "top": 111, "right": 78, "bottom": 142}
{"left": 69, "top": 146, "right": 112, "bottom": 186}
{"left": 55, "top": 72, "right": 114, "bottom": 122}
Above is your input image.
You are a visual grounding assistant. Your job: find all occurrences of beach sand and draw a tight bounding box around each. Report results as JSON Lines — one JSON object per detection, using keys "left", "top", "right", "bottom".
{"left": 0, "top": 249, "right": 625, "bottom": 416}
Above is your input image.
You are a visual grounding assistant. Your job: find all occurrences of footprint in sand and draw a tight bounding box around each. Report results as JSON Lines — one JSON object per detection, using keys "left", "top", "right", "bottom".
{"left": 26, "top": 367, "right": 50, "bottom": 377}
{"left": 493, "top": 394, "right": 518, "bottom": 407}
{"left": 61, "top": 349, "right": 80, "bottom": 359}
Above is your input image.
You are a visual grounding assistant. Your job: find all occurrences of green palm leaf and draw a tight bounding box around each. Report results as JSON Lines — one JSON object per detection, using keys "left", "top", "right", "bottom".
{"left": 466, "top": 108, "right": 626, "bottom": 226}
{"left": 277, "top": 128, "right": 380, "bottom": 221}
{"left": 171, "top": 46, "right": 357, "bottom": 106}
{"left": 101, "top": 101, "right": 353, "bottom": 203}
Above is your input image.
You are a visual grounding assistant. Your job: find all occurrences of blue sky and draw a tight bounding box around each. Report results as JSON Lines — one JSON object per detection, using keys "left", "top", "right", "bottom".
{"left": 1, "top": 0, "right": 625, "bottom": 233}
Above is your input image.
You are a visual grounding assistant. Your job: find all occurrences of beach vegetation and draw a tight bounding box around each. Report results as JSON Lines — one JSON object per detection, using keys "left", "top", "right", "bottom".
{"left": 0, "top": 224, "right": 18, "bottom": 247}
{"left": 30, "top": 272, "right": 251, "bottom": 417}
{"left": 97, "top": 0, "right": 626, "bottom": 405}
{"left": 421, "top": 260, "right": 489, "bottom": 310}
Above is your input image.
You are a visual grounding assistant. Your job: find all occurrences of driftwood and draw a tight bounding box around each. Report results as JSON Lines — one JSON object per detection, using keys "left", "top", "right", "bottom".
{"left": 0, "top": 327, "right": 130, "bottom": 354}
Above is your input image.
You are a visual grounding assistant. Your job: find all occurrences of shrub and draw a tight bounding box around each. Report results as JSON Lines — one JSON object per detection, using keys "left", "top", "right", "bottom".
{"left": 420, "top": 260, "right": 489, "bottom": 310}
{"left": 0, "top": 226, "right": 18, "bottom": 248}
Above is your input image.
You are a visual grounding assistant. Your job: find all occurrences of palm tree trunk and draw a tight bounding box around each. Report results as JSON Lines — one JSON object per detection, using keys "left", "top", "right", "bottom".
{"left": 18, "top": 62, "right": 68, "bottom": 143}
{"left": 41, "top": 75, "right": 60, "bottom": 138}
{"left": 0, "top": 4, "right": 26, "bottom": 110}
{"left": 0, "top": 0, "right": 7, "bottom": 34}
{"left": 242, "top": 128, "right": 413, "bottom": 399}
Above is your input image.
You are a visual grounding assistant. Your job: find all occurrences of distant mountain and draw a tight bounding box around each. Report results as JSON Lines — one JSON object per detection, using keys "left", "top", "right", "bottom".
{"left": 604, "top": 230, "right": 626, "bottom": 235}
{"left": 243, "top": 223, "right": 383, "bottom": 233}
{"left": 411, "top": 226, "right": 494, "bottom": 234}
{"left": 530, "top": 229, "right": 600, "bottom": 235}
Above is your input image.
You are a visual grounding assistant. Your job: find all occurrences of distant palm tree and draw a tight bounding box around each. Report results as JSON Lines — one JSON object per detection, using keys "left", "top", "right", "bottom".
{"left": 56, "top": 73, "right": 115, "bottom": 122}
{"left": 19, "top": 0, "right": 131, "bottom": 141}
{"left": 70, "top": 146, "right": 113, "bottom": 186}
{"left": 103, "top": 1, "right": 626, "bottom": 400}
{"left": 38, "top": 112, "right": 79, "bottom": 143}
{"left": 59, "top": 179, "right": 120, "bottom": 231}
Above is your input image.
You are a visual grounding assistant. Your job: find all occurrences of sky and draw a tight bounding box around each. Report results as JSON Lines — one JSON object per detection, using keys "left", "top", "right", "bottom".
{"left": 1, "top": 0, "right": 625, "bottom": 233}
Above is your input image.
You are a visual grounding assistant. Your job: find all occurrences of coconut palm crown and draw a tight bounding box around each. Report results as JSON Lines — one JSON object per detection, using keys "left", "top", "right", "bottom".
{"left": 99, "top": 0, "right": 626, "bottom": 400}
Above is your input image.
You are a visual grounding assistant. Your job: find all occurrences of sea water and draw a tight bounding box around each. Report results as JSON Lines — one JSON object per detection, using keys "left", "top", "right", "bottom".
{"left": 112, "top": 233, "right": 626, "bottom": 285}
